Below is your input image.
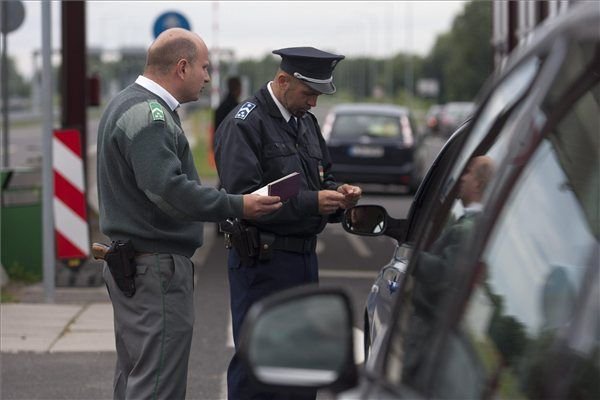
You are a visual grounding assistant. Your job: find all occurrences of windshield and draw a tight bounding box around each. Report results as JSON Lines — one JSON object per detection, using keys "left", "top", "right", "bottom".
{"left": 331, "top": 113, "right": 404, "bottom": 139}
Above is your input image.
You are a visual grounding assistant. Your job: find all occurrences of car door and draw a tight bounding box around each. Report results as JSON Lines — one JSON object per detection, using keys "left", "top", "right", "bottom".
{"left": 355, "top": 10, "right": 575, "bottom": 398}
{"left": 423, "top": 35, "right": 599, "bottom": 399}
{"left": 363, "top": 7, "right": 598, "bottom": 399}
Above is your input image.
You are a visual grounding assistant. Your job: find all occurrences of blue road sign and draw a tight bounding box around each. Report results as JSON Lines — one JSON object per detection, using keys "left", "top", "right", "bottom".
{"left": 153, "top": 11, "right": 191, "bottom": 38}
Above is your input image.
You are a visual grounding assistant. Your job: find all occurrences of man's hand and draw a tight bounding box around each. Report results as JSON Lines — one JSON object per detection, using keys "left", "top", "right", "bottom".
{"left": 337, "top": 184, "right": 362, "bottom": 209}
{"left": 242, "top": 194, "right": 282, "bottom": 219}
{"left": 318, "top": 190, "right": 346, "bottom": 215}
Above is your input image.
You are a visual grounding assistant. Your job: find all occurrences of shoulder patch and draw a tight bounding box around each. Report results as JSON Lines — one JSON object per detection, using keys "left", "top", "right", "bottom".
{"left": 234, "top": 102, "right": 256, "bottom": 120}
{"left": 147, "top": 100, "right": 165, "bottom": 122}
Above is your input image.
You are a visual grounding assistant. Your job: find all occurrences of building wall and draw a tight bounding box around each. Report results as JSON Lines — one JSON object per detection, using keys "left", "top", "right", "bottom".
{"left": 492, "top": 0, "right": 576, "bottom": 69}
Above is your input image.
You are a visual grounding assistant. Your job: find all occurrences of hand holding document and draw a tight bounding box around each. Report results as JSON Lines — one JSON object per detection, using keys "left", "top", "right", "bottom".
{"left": 252, "top": 172, "right": 301, "bottom": 201}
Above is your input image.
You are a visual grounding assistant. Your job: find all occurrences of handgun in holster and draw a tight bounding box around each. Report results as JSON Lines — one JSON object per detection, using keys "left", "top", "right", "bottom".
{"left": 219, "top": 219, "right": 260, "bottom": 266}
{"left": 219, "top": 219, "right": 276, "bottom": 264}
{"left": 93, "top": 240, "right": 137, "bottom": 297}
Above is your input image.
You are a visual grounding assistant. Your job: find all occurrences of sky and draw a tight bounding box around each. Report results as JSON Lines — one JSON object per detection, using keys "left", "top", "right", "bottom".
{"left": 7, "top": 1, "right": 466, "bottom": 80}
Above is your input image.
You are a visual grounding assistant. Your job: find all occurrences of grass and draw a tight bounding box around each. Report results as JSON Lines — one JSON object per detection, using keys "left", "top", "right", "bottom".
{"left": 189, "top": 108, "right": 218, "bottom": 178}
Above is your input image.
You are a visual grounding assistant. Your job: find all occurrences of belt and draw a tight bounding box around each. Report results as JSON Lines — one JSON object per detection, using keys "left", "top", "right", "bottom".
{"left": 135, "top": 252, "right": 154, "bottom": 257}
{"left": 271, "top": 235, "right": 317, "bottom": 254}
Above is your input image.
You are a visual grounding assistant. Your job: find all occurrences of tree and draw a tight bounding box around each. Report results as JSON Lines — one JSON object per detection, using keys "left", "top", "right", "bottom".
{"left": 423, "top": 0, "right": 493, "bottom": 102}
{"left": 5, "top": 56, "right": 30, "bottom": 98}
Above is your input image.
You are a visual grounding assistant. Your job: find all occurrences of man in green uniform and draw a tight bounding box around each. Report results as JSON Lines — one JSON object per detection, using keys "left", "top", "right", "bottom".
{"left": 97, "top": 28, "right": 281, "bottom": 399}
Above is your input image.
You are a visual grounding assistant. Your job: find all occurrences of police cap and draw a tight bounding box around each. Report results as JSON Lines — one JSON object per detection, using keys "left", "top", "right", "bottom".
{"left": 272, "top": 47, "right": 345, "bottom": 94}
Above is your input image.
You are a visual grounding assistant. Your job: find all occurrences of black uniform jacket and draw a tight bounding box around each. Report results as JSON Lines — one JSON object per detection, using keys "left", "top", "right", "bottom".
{"left": 214, "top": 84, "right": 342, "bottom": 237}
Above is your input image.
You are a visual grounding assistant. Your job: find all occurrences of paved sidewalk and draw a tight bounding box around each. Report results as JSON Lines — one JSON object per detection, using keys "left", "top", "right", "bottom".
{"left": 1, "top": 216, "right": 217, "bottom": 354}
{"left": 1, "top": 301, "right": 115, "bottom": 353}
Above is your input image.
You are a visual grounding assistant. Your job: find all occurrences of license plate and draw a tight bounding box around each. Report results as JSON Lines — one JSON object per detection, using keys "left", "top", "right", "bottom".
{"left": 349, "top": 145, "right": 384, "bottom": 158}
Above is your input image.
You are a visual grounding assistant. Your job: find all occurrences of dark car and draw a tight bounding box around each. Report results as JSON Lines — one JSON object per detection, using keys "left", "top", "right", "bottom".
{"left": 322, "top": 103, "right": 420, "bottom": 192}
{"left": 438, "top": 101, "right": 475, "bottom": 137}
{"left": 238, "top": 3, "right": 599, "bottom": 399}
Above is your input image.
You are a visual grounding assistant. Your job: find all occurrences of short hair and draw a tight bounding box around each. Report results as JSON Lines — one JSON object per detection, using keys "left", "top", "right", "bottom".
{"left": 146, "top": 36, "right": 198, "bottom": 75}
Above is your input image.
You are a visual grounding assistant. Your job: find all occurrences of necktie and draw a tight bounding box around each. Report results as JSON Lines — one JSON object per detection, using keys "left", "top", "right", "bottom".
{"left": 288, "top": 117, "right": 298, "bottom": 132}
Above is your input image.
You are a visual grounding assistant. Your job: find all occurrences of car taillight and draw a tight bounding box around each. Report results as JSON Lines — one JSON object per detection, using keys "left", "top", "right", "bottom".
{"left": 400, "top": 115, "right": 414, "bottom": 147}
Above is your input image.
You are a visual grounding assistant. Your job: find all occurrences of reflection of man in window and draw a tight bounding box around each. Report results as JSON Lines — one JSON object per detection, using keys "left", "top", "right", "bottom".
{"left": 415, "top": 155, "right": 496, "bottom": 294}
{"left": 404, "top": 156, "right": 495, "bottom": 384}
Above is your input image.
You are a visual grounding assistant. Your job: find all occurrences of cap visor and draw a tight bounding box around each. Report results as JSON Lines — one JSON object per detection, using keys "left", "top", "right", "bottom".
{"left": 305, "top": 81, "right": 336, "bottom": 95}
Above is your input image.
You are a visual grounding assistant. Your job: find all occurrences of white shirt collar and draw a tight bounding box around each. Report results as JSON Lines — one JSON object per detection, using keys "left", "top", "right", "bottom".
{"left": 267, "top": 81, "right": 293, "bottom": 122}
{"left": 135, "top": 75, "right": 180, "bottom": 112}
{"left": 464, "top": 202, "right": 483, "bottom": 215}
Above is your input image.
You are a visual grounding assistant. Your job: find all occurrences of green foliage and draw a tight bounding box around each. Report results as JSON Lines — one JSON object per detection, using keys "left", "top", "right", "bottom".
{"left": 0, "top": 290, "right": 16, "bottom": 303}
{"left": 423, "top": 0, "right": 493, "bottom": 102}
{"left": 190, "top": 108, "right": 218, "bottom": 178}
{"left": 5, "top": 262, "right": 42, "bottom": 284}
{"left": 238, "top": 54, "right": 280, "bottom": 94}
{"left": 5, "top": 56, "right": 30, "bottom": 98}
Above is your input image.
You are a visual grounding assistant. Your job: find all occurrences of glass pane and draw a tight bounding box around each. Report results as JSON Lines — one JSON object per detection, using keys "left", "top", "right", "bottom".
{"left": 432, "top": 77, "right": 600, "bottom": 398}
{"left": 249, "top": 294, "right": 350, "bottom": 386}
{"left": 332, "top": 114, "right": 402, "bottom": 139}
{"left": 443, "top": 57, "right": 541, "bottom": 201}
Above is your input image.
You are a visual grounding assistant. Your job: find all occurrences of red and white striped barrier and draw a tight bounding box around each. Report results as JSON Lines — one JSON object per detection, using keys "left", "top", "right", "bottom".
{"left": 53, "top": 129, "right": 90, "bottom": 261}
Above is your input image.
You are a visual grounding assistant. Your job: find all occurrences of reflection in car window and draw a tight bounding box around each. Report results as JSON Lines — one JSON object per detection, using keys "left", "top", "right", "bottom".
{"left": 443, "top": 57, "right": 541, "bottom": 201}
{"left": 431, "top": 82, "right": 599, "bottom": 398}
{"left": 383, "top": 57, "right": 543, "bottom": 391}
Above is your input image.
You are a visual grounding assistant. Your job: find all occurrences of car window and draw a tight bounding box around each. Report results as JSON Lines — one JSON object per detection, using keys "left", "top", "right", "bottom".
{"left": 381, "top": 34, "right": 598, "bottom": 395}
{"left": 421, "top": 40, "right": 599, "bottom": 399}
{"left": 442, "top": 57, "right": 541, "bottom": 202}
{"left": 331, "top": 113, "right": 404, "bottom": 139}
{"left": 381, "top": 55, "right": 545, "bottom": 389}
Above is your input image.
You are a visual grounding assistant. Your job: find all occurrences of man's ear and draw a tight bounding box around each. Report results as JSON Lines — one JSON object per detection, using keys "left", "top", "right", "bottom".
{"left": 276, "top": 72, "right": 291, "bottom": 89}
{"left": 175, "top": 59, "right": 188, "bottom": 80}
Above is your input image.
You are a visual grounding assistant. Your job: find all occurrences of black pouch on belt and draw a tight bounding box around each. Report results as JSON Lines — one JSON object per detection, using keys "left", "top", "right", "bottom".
{"left": 105, "top": 240, "right": 137, "bottom": 297}
{"left": 258, "top": 232, "right": 275, "bottom": 261}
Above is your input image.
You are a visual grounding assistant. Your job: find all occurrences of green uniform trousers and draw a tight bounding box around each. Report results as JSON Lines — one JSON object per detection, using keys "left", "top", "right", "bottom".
{"left": 103, "top": 253, "right": 194, "bottom": 400}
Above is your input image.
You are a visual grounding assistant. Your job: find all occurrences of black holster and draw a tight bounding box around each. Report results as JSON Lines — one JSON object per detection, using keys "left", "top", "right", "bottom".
{"left": 105, "top": 240, "right": 137, "bottom": 297}
{"left": 219, "top": 219, "right": 259, "bottom": 266}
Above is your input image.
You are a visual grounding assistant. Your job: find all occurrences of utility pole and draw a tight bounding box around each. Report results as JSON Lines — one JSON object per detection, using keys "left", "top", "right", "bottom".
{"left": 61, "top": 2, "right": 87, "bottom": 168}
{"left": 41, "top": 0, "right": 55, "bottom": 302}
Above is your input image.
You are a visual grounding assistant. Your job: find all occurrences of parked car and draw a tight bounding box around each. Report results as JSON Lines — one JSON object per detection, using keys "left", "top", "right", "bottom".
{"left": 322, "top": 103, "right": 420, "bottom": 192}
{"left": 239, "top": 3, "right": 599, "bottom": 399}
{"left": 438, "top": 101, "right": 475, "bottom": 137}
{"left": 423, "top": 104, "right": 444, "bottom": 135}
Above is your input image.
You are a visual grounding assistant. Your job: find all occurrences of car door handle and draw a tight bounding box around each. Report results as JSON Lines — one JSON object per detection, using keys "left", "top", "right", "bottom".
{"left": 388, "top": 280, "right": 400, "bottom": 294}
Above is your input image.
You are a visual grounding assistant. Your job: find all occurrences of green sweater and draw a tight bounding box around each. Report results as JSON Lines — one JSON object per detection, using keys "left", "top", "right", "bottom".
{"left": 97, "top": 84, "right": 243, "bottom": 257}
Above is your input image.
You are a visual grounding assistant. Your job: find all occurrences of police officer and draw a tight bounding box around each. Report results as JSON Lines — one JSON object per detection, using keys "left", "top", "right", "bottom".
{"left": 214, "top": 47, "right": 362, "bottom": 400}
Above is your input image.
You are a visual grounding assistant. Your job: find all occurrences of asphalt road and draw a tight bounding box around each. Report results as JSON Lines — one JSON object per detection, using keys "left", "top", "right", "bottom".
{"left": 2, "top": 109, "right": 418, "bottom": 399}
{"left": 1, "top": 191, "right": 411, "bottom": 400}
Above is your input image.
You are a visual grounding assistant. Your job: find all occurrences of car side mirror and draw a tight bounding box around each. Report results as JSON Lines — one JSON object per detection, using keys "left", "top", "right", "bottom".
{"left": 239, "top": 286, "right": 358, "bottom": 393}
{"left": 342, "top": 205, "right": 407, "bottom": 241}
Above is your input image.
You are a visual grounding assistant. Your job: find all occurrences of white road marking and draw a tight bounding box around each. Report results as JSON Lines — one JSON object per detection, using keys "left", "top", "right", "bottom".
{"left": 345, "top": 234, "right": 372, "bottom": 258}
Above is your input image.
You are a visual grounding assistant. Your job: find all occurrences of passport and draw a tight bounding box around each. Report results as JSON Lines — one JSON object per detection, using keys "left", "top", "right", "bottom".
{"left": 252, "top": 172, "right": 301, "bottom": 201}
